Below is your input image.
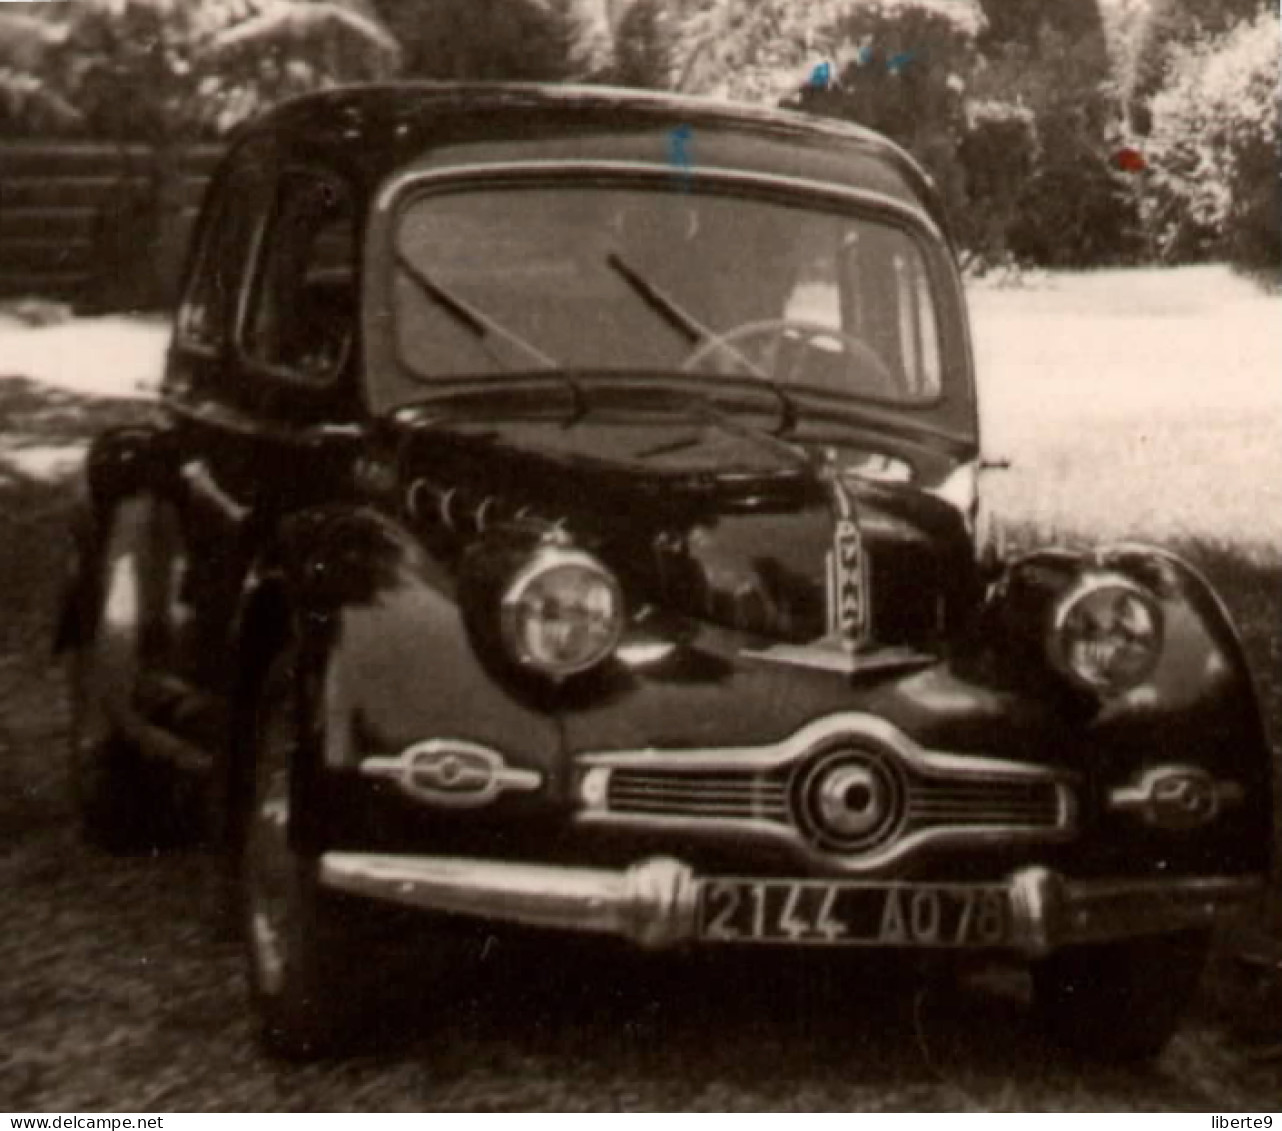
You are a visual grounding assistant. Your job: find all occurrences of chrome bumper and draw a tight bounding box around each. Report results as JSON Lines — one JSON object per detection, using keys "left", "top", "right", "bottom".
{"left": 318, "top": 853, "right": 1264, "bottom": 958}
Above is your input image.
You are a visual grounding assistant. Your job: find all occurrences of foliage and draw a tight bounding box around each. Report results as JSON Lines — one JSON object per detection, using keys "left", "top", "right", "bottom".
{"left": 786, "top": 5, "right": 976, "bottom": 248}
{"left": 0, "top": 0, "right": 402, "bottom": 142}
{"left": 0, "top": 13, "right": 82, "bottom": 135}
{"left": 957, "top": 100, "right": 1037, "bottom": 268}
{"left": 1138, "top": 7, "right": 1281, "bottom": 268}
{"left": 969, "top": 24, "right": 1139, "bottom": 268}
{"left": 975, "top": 0, "right": 1106, "bottom": 51}
{"left": 604, "top": 0, "right": 677, "bottom": 89}
{"left": 772, "top": 2, "right": 1135, "bottom": 269}
{"left": 672, "top": 0, "right": 982, "bottom": 103}
{"left": 1126, "top": 0, "right": 1266, "bottom": 119}
{"left": 373, "top": 0, "right": 601, "bottom": 82}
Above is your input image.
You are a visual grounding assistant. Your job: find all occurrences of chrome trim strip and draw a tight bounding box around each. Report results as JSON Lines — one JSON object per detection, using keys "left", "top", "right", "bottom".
{"left": 575, "top": 712, "right": 1076, "bottom": 874}
{"left": 1007, "top": 870, "right": 1264, "bottom": 957}
{"left": 374, "top": 160, "right": 941, "bottom": 240}
{"left": 578, "top": 712, "right": 1064, "bottom": 779}
{"left": 320, "top": 853, "right": 698, "bottom": 949}
{"left": 319, "top": 852, "right": 1264, "bottom": 958}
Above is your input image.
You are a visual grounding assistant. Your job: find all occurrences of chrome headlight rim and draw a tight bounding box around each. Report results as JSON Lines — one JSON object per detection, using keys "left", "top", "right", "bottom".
{"left": 499, "top": 543, "right": 624, "bottom": 679}
{"left": 1046, "top": 571, "right": 1165, "bottom": 696}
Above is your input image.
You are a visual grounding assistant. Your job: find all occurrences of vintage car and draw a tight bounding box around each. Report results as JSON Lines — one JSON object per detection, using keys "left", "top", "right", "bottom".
{"left": 59, "top": 83, "right": 1273, "bottom": 1060}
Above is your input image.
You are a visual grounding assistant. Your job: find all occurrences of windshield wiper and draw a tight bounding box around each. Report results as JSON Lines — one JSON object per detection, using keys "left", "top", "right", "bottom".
{"left": 395, "top": 251, "right": 559, "bottom": 373}
{"left": 396, "top": 252, "right": 587, "bottom": 420}
{"left": 605, "top": 251, "right": 797, "bottom": 435}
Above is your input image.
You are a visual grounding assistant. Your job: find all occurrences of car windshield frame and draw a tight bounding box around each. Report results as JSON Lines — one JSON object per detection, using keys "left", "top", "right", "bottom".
{"left": 362, "top": 162, "right": 976, "bottom": 435}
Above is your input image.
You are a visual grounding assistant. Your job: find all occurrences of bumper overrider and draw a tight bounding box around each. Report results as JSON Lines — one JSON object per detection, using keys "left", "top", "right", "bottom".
{"left": 319, "top": 853, "right": 1264, "bottom": 958}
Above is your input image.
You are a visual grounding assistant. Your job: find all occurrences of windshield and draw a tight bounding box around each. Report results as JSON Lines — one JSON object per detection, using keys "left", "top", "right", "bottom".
{"left": 388, "top": 183, "right": 944, "bottom": 407}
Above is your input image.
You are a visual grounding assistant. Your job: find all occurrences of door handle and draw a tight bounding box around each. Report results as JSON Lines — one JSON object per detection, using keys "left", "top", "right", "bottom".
{"left": 180, "top": 459, "right": 249, "bottom": 524}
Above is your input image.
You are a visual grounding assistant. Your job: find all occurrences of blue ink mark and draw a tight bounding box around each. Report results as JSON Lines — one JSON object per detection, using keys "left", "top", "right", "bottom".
{"left": 807, "top": 61, "right": 832, "bottom": 89}
{"left": 668, "top": 123, "right": 693, "bottom": 189}
{"left": 887, "top": 50, "right": 915, "bottom": 75}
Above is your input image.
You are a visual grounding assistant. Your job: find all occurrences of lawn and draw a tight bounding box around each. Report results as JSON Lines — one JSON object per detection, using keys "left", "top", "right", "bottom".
{"left": 971, "top": 264, "right": 1282, "bottom": 555}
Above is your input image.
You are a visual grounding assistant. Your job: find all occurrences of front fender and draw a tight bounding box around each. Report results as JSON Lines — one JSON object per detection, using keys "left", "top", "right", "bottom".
{"left": 988, "top": 542, "right": 1275, "bottom": 873}
{"left": 254, "top": 506, "right": 562, "bottom": 799}
{"left": 55, "top": 424, "right": 180, "bottom": 653}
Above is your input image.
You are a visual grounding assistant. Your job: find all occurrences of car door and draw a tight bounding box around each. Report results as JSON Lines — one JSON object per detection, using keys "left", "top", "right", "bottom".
{"left": 162, "top": 158, "right": 361, "bottom": 731}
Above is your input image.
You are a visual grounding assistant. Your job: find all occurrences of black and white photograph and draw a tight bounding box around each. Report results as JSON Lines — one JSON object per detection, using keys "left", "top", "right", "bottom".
{"left": 0, "top": 0, "right": 1279, "bottom": 1113}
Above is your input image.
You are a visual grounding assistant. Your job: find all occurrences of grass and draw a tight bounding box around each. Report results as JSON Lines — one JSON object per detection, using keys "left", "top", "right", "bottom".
{"left": 0, "top": 264, "right": 1279, "bottom": 1107}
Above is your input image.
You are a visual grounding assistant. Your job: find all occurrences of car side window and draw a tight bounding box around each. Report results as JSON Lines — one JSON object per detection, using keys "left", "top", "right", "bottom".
{"left": 243, "top": 171, "right": 355, "bottom": 383}
{"left": 176, "top": 162, "right": 265, "bottom": 353}
{"left": 839, "top": 226, "right": 943, "bottom": 400}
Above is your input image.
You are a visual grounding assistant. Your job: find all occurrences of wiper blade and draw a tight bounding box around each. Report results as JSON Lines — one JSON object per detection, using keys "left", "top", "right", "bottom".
{"left": 395, "top": 251, "right": 558, "bottom": 372}
{"left": 605, "top": 251, "right": 797, "bottom": 436}
{"left": 606, "top": 251, "right": 704, "bottom": 347}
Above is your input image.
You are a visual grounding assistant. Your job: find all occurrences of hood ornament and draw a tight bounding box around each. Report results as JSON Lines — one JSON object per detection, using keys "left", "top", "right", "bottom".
{"left": 819, "top": 450, "right": 872, "bottom": 654}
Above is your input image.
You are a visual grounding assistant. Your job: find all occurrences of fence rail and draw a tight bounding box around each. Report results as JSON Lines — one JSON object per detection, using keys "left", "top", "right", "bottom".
{"left": 0, "top": 140, "right": 225, "bottom": 308}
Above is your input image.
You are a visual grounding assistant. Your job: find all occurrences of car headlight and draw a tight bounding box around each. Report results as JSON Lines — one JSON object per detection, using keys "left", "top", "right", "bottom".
{"left": 500, "top": 544, "right": 624, "bottom": 678}
{"left": 1046, "top": 573, "right": 1164, "bottom": 695}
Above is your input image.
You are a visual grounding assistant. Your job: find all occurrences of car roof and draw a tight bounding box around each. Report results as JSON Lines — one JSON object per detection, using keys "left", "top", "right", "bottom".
{"left": 229, "top": 82, "right": 948, "bottom": 233}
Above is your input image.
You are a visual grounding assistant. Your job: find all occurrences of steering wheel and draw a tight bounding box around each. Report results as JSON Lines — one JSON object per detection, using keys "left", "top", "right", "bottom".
{"left": 679, "top": 318, "right": 897, "bottom": 398}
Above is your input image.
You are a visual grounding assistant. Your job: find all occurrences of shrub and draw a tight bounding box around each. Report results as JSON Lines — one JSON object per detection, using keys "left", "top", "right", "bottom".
{"left": 966, "top": 24, "right": 1141, "bottom": 268}
{"left": 1140, "top": 7, "right": 1280, "bottom": 268}
{"left": 956, "top": 100, "right": 1037, "bottom": 268}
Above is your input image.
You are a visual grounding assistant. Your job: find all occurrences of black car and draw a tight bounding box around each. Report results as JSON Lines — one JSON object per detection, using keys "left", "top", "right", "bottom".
{"left": 59, "top": 83, "right": 1273, "bottom": 1059}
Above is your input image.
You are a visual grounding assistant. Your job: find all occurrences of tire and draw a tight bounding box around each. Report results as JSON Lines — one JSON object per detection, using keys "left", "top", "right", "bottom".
{"left": 1032, "top": 929, "right": 1212, "bottom": 1061}
{"left": 239, "top": 645, "right": 488, "bottom": 1059}
{"left": 68, "top": 709, "right": 168, "bottom": 854}
{"left": 66, "top": 498, "right": 187, "bottom": 853}
{"left": 240, "top": 646, "right": 361, "bottom": 1059}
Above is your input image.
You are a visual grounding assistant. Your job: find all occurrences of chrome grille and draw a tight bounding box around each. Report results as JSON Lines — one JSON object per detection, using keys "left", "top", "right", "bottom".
{"left": 606, "top": 766, "right": 1061, "bottom": 831}
{"left": 607, "top": 770, "right": 789, "bottom": 821}
{"left": 579, "top": 714, "right": 1076, "bottom": 873}
{"left": 905, "top": 779, "right": 1062, "bottom": 829}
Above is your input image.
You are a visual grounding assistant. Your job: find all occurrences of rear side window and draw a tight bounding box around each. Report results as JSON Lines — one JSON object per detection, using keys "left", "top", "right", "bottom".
{"left": 177, "top": 162, "right": 265, "bottom": 351}
{"left": 243, "top": 172, "right": 355, "bottom": 383}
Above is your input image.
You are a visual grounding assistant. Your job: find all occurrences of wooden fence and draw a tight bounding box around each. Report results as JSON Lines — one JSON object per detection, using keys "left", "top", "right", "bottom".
{"left": 0, "top": 141, "right": 225, "bottom": 308}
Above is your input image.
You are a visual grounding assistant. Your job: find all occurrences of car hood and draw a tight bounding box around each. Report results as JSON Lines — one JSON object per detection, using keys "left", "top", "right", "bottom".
{"left": 387, "top": 384, "right": 978, "bottom": 650}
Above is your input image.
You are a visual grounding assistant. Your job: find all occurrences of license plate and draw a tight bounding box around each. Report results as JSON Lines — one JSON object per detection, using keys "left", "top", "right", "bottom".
{"left": 697, "top": 878, "right": 1010, "bottom": 947}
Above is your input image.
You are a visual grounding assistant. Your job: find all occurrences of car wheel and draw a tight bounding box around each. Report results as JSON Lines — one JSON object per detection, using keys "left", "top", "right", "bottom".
{"left": 240, "top": 646, "right": 364, "bottom": 1060}
{"left": 67, "top": 500, "right": 186, "bottom": 853}
{"left": 68, "top": 664, "right": 153, "bottom": 852}
{"left": 1032, "top": 929, "right": 1211, "bottom": 1061}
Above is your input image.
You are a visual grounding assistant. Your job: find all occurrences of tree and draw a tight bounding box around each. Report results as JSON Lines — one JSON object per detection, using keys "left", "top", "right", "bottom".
{"left": 373, "top": 0, "right": 597, "bottom": 81}
{"left": 1, "top": 0, "right": 402, "bottom": 141}
{"left": 1126, "top": 0, "right": 1267, "bottom": 129}
{"left": 0, "top": 0, "right": 403, "bottom": 306}
{"left": 0, "top": 13, "right": 81, "bottom": 135}
{"left": 671, "top": 0, "right": 982, "bottom": 102}
{"left": 1139, "top": 6, "right": 1280, "bottom": 266}
{"left": 787, "top": 6, "right": 977, "bottom": 252}
{"left": 975, "top": 0, "right": 1105, "bottom": 51}
{"left": 608, "top": 0, "right": 676, "bottom": 88}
